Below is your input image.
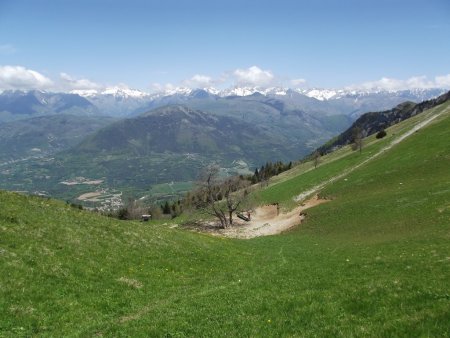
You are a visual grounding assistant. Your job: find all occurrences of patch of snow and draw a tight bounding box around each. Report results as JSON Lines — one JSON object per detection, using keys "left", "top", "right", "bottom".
{"left": 101, "top": 86, "right": 149, "bottom": 98}
{"left": 221, "top": 86, "right": 261, "bottom": 97}
{"left": 304, "top": 89, "right": 337, "bottom": 101}
{"left": 204, "top": 87, "right": 220, "bottom": 95}
{"left": 163, "top": 87, "right": 192, "bottom": 96}
{"left": 71, "top": 89, "right": 99, "bottom": 97}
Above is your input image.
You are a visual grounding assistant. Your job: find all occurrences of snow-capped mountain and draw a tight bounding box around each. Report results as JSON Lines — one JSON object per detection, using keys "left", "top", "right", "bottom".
{"left": 70, "top": 89, "right": 99, "bottom": 97}
{"left": 144, "top": 85, "right": 447, "bottom": 102}
{"left": 71, "top": 86, "right": 150, "bottom": 99}
{"left": 218, "top": 86, "right": 289, "bottom": 97}
{"left": 298, "top": 88, "right": 340, "bottom": 101}
{"left": 69, "top": 86, "right": 153, "bottom": 116}
{"left": 220, "top": 86, "right": 262, "bottom": 97}
{"left": 2, "top": 85, "right": 446, "bottom": 120}
{"left": 101, "top": 86, "right": 149, "bottom": 98}
{"left": 70, "top": 84, "right": 448, "bottom": 103}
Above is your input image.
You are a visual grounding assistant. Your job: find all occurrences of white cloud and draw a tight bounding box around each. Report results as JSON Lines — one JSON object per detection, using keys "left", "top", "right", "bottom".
{"left": 347, "top": 74, "right": 450, "bottom": 91}
{"left": 0, "top": 65, "right": 53, "bottom": 91}
{"left": 233, "top": 66, "right": 275, "bottom": 86}
{"left": 0, "top": 44, "right": 16, "bottom": 55}
{"left": 151, "top": 82, "right": 174, "bottom": 92}
{"left": 157, "top": 67, "right": 304, "bottom": 91}
{"left": 150, "top": 82, "right": 192, "bottom": 95}
{"left": 59, "top": 72, "right": 102, "bottom": 91}
{"left": 291, "top": 78, "right": 307, "bottom": 87}
{"left": 183, "top": 74, "right": 213, "bottom": 88}
{"left": 435, "top": 74, "right": 450, "bottom": 87}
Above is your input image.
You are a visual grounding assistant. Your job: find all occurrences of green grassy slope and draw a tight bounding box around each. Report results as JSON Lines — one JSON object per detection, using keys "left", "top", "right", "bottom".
{"left": 1, "top": 101, "right": 449, "bottom": 337}
{"left": 257, "top": 99, "right": 450, "bottom": 208}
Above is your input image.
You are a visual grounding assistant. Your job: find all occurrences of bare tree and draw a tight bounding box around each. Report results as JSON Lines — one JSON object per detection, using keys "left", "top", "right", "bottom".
{"left": 194, "top": 165, "right": 249, "bottom": 228}
{"left": 313, "top": 150, "right": 321, "bottom": 168}
{"left": 223, "top": 176, "right": 249, "bottom": 225}
{"left": 196, "top": 165, "right": 228, "bottom": 228}
{"left": 352, "top": 126, "right": 363, "bottom": 153}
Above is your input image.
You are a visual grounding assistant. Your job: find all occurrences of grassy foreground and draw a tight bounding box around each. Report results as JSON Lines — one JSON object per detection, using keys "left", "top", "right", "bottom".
{"left": 1, "top": 103, "right": 449, "bottom": 337}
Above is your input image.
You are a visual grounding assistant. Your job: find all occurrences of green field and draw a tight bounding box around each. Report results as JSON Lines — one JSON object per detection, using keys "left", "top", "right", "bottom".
{"left": 1, "top": 102, "right": 449, "bottom": 336}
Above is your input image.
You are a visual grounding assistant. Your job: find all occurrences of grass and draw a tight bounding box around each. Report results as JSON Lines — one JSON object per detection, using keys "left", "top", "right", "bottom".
{"left": 1, "top": 102, "right": 449, "bottom": 337}
{"left": 256, "top": 100, "right": 450, "bottom": 208}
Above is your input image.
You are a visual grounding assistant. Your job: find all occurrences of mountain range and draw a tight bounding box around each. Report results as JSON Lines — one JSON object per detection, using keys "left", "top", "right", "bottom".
{"left": 0, "top": 86, "right": 448, "bottom": 205}
{"left": 78, "top": 86, "right": 447, "bottom": 118}
{"left": 1, "top": 87, "right": 446, "bottom": 121}
{"left": 0, "top": 90, "right": 99, "bottom": 122}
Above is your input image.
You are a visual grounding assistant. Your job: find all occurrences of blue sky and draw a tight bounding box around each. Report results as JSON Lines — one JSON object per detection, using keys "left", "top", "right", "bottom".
{"left": 0, "top": 0, "right": 449, "bottom": 92}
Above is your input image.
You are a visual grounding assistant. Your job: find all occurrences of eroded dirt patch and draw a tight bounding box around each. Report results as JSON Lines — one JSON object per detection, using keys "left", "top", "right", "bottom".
{"left": 217, "top": 194, "right": 329, "bottom": 239}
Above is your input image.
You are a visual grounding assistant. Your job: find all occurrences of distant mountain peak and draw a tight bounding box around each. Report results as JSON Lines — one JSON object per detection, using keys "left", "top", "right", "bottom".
{"left": 101, "top": 86, "right": 149, "bottom": 98}
{"left": 299, "top": 88, "right": 339, "bottom": 101}
{"left": 161, "top": 87, "right": 192, "bottom": 97}
{"left": 71, "top": 86, "right": 149, "bottom": 99}
{"left": 70, "top": 89, "right": 99, "bottom": 97}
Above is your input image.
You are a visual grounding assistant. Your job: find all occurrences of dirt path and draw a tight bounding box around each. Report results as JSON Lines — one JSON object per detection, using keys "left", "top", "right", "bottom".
{"left": 219, "top": 195, "right": 329, "bottom": 239}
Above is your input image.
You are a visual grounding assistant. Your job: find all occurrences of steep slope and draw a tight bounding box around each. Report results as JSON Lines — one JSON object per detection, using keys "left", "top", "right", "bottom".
{"left": 257, "top": 98, "right": 450, "bottom": 206}
{"left": 169, "top": 92, "right": 352, "bottom": 151}
{"left": 1, "top": 97, "right": 449, "bottom": 337}
{"left": 73, "top": 105, "right": 291, "bottom": 162}
{"left": 316, "top": 90, "right": 450, "bottom": 154}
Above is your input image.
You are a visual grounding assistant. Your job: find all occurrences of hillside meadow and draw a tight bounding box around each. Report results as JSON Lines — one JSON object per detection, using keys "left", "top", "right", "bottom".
{"left": 1, "top": 102, "right": 449, "bottom": 337}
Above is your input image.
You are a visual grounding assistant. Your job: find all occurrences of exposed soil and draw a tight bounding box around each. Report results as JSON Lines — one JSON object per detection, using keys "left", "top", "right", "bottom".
{"left": 218, "top": 195, "right": 329, "bottom": 239}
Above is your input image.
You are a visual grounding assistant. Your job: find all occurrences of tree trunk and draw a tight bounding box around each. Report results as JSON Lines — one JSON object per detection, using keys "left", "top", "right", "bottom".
{"left": 219, "top": 216, "right": 227, "bottom": 228}
{"left": 213, "top": 207, "right": 228, "bottom": 229}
